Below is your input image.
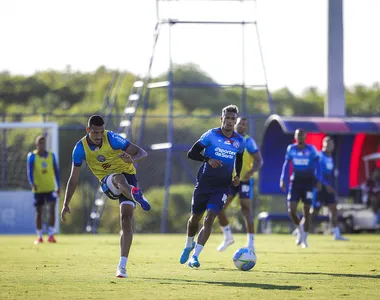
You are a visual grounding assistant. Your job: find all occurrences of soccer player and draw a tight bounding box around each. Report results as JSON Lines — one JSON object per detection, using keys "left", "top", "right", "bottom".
{"left": 280, "top": 128, "right": 320, "bottom": 248}
{"left": 216, "top": 117, "right": 263, "bottom": 252}
{"left": 27, "top": 135, "right": 60, "bottom": 245}
{"left": 60, "top": 115, "right": 151, "bottom": 279}
{"left": 179, "top": 104, "right": 245, "bottom": 268}
{"left": 311, "top": 137, "right": 348, "bottom": 240}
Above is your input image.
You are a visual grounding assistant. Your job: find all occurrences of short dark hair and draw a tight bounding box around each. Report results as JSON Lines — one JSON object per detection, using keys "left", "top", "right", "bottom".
{"left": 238, "top": 116, "right": 248, "bottom": 122}
{"left": 222, "top": 104, "right": 239, "bottom": 116}
{"left": 88, "top": 115, "right": 105, "bottom": 127}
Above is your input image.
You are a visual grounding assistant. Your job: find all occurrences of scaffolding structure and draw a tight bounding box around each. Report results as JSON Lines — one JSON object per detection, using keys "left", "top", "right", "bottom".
{"left": 86, "top": 0, "right": 274, "bottom": 233}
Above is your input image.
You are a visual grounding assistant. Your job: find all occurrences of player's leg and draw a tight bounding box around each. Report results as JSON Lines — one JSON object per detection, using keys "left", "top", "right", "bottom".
{"left": 34, "top": 194, "right": 44, "bottom": 244}
{"left": 47, "top": 192, "right": 58, "bottom": 242}
{"left": 328, "top": 202, "right": 347, "bottom": 240}
{"left": 180, "top": 188, "right": 205, "bottom": 264}
{"left": 300, "top": 201, "right": 312, "bottom": 248}
{"left": 110, "top": 174, "right": 151, "bottom": 211}
{"left": 216, "top": 186, "right": 236, "bottom": 251}
{"left": 188, "top": 190, "right": 227, "bottom": 268}
{"left": 116, "top": 198, "right": 136, "bottom": 278}
{"left": 239, "top": 179, "right": 255, "bottom": 250}
{"left": 310, "top": 188, "right": 321, "bottom": 233}
{"left": 287, "top": 182, "right": 304, "bottom": 245}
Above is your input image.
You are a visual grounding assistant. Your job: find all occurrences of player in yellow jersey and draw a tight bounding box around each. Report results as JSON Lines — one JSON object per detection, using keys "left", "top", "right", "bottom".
{"left": 27, "top": 135, "right": 60, "bottom": 245}
{"left": 216, "top": 117, "right": 263, "bottom": 251}
{"left": 60, "top": 115, "right": 151, "bottom": 279}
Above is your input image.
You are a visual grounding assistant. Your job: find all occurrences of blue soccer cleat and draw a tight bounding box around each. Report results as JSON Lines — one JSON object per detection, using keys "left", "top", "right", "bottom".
{"left": 180, "top": 241, "right": 195, "bottom": 264}
{"left": 131, "top": 187, "right": 151, "bottom": 211}
{"left": 188, "top": 255, "right": 201, "bottom": 268}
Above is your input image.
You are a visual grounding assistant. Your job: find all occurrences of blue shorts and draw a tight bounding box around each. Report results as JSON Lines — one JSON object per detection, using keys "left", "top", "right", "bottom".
{"left": 287, "top": 177, "right": 315, "bottom": 204}
{"left": 33, "top": 192, "right": 57, "bottom": 207}
{"left": 313, "top": 186, "right": 336, "bottom": 209}
{"left": 191, "top": 186, "right": 229, "bottom": 214}
{"left": 100, "top": 173, "right": 138, "bottom": 205}
{"left": 228, "top": 179, "right": 254, "bottom": 199}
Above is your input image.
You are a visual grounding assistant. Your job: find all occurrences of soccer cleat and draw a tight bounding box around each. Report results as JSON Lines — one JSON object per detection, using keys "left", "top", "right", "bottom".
{"left": 301, "top": 240, "right": 308, "bottom": 248}
{"left": 180, "top": 241, "right": 195, "bottom": 264}
{"left": 131, "top": 187, "right": 151, "bottom": 211}
{"left": 188, "top": 255, "right": 201, "bottom": 268}
{"left": 34, "top": 237, "right": 43, "bottom": 245}
{"left": 116, "top": 267, "right": 128, "bottom": 278}
{"left": 216, "top": 238, "right": 235, "bottom": 252}
{"left": 334, "top": 235, "right": 349, "bottom": 241}
{"left": 48, "top": 235, "right": 57, "bottom": 243}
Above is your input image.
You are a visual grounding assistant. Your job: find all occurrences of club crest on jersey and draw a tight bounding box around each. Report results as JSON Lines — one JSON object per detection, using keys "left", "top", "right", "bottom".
{"left": 233, "top": 141, "right": 240, "bottom": 149}
{"left": 41, "top": 162, "right": 48, "bottom": 168}
{"left": 96, "top": 155, "right": 106, "bottom": 162}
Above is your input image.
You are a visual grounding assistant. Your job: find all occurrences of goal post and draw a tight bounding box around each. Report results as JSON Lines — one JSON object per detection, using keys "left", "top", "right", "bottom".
{"left": 0, "top": 122, "right": 60, "bottom": 234}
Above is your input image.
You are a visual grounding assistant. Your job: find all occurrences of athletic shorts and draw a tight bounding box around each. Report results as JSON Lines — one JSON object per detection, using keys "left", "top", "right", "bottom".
{"left": 100, "top": 173, "right": 137, "bottom": 207}
{"left": 33, "top": 192, "right": 58, "bottom": 207}
{"left": 191, "top": 186, "right": 229, "bottom": 214}
{"left": 228, "top": 179, "right": 254, "bottom": 199}
{"left": 287, "top": 176, "right": 315, "bottom": 204}
{"left": 313, "top": 185, "right": 336, "bottom": 209}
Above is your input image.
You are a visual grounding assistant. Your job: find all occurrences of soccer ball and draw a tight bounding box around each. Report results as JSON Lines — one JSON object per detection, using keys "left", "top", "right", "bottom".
{"left": 232, "top": 247, "right": 257, "bottom": 271}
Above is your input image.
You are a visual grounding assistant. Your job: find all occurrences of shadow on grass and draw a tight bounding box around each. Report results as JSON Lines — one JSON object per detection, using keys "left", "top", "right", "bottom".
{"left": 143, "top": 277, "right": 301, "bottom": 290}
{"left": 262, "top": 270, "right": 380, "bottom": 279}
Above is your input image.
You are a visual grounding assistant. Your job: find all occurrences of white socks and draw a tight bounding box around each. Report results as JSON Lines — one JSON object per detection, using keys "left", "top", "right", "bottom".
{"left": 36, "top": 229, "right": 43, "bottom": 238}
{"left": 48, "top": 226, "right": 55, "bottom": 237}
{"left": 222, "top": 225, "right": 233, "bottom": 240}
{"left": 185, "top": 236, "right": 194, "bottom": 248}
{"left": 118, "top": 256, "right": 128, "bottom": 269}
{"left": 247, "top": 233, "right": 255, "bottom": 249}
{"left": 193, "top": 244, "right": 204, "bottom": 257}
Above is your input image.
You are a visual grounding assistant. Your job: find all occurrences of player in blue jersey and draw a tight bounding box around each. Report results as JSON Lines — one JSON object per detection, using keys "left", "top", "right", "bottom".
{"left": 311, "top": 136, "right": 348, "bottom": 240}
{"left": 280, "top": 128, "right": 320, "bottom": 248}
{"left": 216, "top": 117, "right": 263, "bottom": 252}
{"left": 60, "top": 115, "right": 150, "bottom": 278}
{"left": 180, "top": 105, "right": 245, "bottom": 268}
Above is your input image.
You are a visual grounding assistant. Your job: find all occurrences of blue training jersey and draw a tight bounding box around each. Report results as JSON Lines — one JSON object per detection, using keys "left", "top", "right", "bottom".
{"left": 319, "top": 151, "right": 334, "bottom": 187}
{"left": 196, "top": 128, "right": 245, "bottom": 187}
{"left": 280, "top": 143, "right": 320, "bottom": 181}
{"left": 72, "top": 131, "right": 130, "bottom": 166}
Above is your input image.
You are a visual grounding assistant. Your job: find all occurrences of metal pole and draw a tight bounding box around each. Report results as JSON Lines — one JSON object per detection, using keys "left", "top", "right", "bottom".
{"left": 161, "top": 22, "right": 174, "bottom": 233}
{"left": 326, "top": 0, "right": 345, "bottom": 117}
{"left": 241, "top": 21, "right": 247, "bottom": 115}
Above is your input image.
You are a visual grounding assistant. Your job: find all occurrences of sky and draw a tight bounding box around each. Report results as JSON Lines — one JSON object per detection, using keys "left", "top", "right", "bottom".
{"left": 0, "top": 0, "right": 379, "bottom": 95}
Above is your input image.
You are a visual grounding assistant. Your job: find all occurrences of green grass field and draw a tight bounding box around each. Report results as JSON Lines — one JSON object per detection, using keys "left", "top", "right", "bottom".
{"left": 1, "top": 234, "right": 379, "bottom": 300}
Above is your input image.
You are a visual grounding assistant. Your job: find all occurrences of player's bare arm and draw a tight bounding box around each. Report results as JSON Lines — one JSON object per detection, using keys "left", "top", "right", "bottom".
{"left": 242, "top": 151, "right": 263, "bottom": 181}
{"left": 61, "top": 164, "right": 81, "bottom": 222}
{"left": 120, "top": 142, "right": 148, "bottom": 163}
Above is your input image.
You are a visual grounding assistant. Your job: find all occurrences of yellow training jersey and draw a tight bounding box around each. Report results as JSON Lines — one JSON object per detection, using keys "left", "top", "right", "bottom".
{"left": 31, "top": 150, "right": 56, "bottom": 193}
{"left": 238, "top": 134, "right": 259, "bottom": 179}
{"left": 82, "top": 131, "right": 136, "bottom": 181}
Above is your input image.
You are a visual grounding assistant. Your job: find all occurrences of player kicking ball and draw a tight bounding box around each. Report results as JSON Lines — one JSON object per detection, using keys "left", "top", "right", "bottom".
{"left": 179, "top": 105, "right": 245, "bottom": 268}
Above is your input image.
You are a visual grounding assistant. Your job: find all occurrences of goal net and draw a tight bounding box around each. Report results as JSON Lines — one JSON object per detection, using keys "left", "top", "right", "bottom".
{"left": 0, "top": 122, "right": 59, "bottom": 234}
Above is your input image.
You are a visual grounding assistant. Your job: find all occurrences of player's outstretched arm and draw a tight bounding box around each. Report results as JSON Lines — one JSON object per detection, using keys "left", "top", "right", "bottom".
{"left": 61, "top": 164, "right": 81, "bottom": 222}
{"left": 123, "top": 142, "right": 147, "bottom": 163}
